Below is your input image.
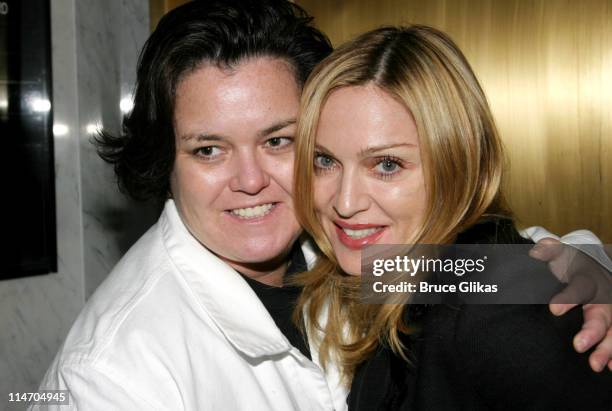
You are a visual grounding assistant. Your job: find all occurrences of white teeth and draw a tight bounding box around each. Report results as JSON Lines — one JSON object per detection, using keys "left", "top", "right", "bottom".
{"left": 342, "top": 227, "right": 380, "bottom": 239}
{"left": 230, "top": 203, "right": 274, "bottom": 219}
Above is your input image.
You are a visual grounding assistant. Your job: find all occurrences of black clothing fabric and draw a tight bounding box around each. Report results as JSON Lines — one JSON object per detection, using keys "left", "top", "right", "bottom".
{"left": 348, "top": 218, "right": 612, "bottom": 411}
{"left": 241, "top": 243, "right": 311, "bottom": 360}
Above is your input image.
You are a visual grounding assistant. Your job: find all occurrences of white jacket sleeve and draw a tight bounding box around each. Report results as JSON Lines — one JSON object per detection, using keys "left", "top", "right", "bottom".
{"left": 520, "top": 226, "right": 612, "bottom": 273}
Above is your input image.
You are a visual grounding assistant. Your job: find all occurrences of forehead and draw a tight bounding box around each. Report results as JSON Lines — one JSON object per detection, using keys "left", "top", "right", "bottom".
{"left": 174, "top": 57, "right": 301, "bottom": 139}
{"left": 317, "top": 84, "right": 419, "bottom": 151}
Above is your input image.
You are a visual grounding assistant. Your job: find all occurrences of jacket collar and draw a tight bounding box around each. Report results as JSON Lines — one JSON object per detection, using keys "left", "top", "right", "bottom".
{"left": 159, "top": 200, "right": 295, "bottom": 358}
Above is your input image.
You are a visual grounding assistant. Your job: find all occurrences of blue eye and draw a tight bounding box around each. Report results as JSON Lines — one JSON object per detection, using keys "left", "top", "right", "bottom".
{"left": 314, "top": 153, "right": 335, "bottom": 169}
{"left": 372, "top": 156, "right": 404, "bottom": 179}
{"left": 376, "top": 158, "right": 400, "bottom": 173}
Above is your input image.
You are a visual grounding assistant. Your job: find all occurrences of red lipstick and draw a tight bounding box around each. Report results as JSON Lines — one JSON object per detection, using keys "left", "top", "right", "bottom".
{"left": 333, "top": 221, "right": 386, "bottom": 250}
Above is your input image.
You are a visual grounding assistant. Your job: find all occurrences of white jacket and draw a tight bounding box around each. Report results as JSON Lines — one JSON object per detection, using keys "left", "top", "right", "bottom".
{"left": 33, "top": 199, "right": 607, "bottom": 411}
{"left": 33, "top": 200, "right": 347, "bottom": 411}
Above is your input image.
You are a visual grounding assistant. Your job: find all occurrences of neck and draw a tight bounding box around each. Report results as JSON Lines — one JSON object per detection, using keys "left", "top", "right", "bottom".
{"left": 226, "top": 252, "right": 292, "bottom": 287}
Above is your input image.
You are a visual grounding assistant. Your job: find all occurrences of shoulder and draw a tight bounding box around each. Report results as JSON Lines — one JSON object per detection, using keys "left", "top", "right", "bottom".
{"left": 35, "top": 359, "right": 168, "bottom": 410}
{"left": 456, "top": 217, "right": 533, "bottom": 245}
{"left": 59, "top": 221, "right": 177, "bottom": 354}
{"left": 452, "top": 217, "right": 561, "bottom": 303}
{"left": 449, "top": 304, "right": 612, "bottom": 408}
{"left": 42, "top": 218, "right": 223, "bottom": 389}
{"left": 38, "top": 245, "right": 225, "bottom": 409}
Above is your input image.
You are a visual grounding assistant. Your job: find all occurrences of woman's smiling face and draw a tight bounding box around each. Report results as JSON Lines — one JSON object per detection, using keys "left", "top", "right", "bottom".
{"left": 313, "top": 84, "right": 427, "bottom": 276}
{"left": 171, "top": 57, "right": 302, "bottom": 284}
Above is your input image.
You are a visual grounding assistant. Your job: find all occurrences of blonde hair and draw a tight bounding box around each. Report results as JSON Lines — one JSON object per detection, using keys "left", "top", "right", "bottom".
{"left": 293, "top": 25, "right": 509, "bottom": 382}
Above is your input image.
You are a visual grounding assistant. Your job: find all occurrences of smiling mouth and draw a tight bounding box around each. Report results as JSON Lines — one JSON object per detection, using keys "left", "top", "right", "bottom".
{"left": 341, "top": 227, "right": 383, "bottom": 239}
{"left": 229, "top": 203, "right": 276, "bottom": 219}
{"left": 334, "top": 223, "right": 386, "bottom": 250}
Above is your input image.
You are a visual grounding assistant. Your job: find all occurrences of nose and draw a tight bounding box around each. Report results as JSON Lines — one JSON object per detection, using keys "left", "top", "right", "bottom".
{"left": 229, "top": 150, "right": 270, "bottom": 194}
{"left": 333, "top": 169, "right": 370, "bottom": 218}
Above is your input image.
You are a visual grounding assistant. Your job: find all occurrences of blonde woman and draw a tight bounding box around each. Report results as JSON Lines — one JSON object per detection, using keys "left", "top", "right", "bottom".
{"left": 294, "top": 26, "right": 612, "bottom": 410}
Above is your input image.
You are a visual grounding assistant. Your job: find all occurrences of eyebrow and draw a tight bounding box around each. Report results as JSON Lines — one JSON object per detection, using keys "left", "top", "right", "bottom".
{"left": 179, "top": 119, "right": 296, "bottom": 142}
{"left": 358, "top": 143, "right": 417, "bottom": 157}
{"left": 315, "top": 142, "right": 416, "bottom": 156}
{"left": 180, "top": 133, "right": 224, "bottom": 142}
{"left": 314, "top": 144, "right": 333, "bottom": 155}
{"left": 258, "top": 119, "right": 296, "bottom": 137}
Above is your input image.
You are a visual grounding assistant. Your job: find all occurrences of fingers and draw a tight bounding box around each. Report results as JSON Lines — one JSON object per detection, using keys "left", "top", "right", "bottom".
{"left": 529, "top": 238, "right": 563, "bottom": 261}
{"left": 550, "top": 275, "right": 597, "bottom": 306}
{"left": 574, "top": 307, "right": 607, "bottom": 352}
{"left": 549, "top": 303, "right": 577, "bottom": 316}
{"left": 573, "top": 304, "right": 612, "bottom": 372}
{"left": 588, "top": 328, "right": 612, "bottom": 372}
{"left": 530, "top": 239, "right": 576, "bottom": 283}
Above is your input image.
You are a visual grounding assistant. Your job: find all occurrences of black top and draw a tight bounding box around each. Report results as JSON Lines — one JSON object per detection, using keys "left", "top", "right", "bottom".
{"left": 348, "top": 219, "right": 612, "bottom": 410}
{"left": 240, "top": 242, "right": 311, "bottom": 360}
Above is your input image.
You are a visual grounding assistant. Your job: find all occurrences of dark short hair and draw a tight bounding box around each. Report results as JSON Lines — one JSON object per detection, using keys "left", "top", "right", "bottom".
{"left": 96, "top": 0, "right": 332, "bottom": 201}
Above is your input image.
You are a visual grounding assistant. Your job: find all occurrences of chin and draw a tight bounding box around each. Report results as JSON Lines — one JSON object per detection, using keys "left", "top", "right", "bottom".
{"left": 338, "top": 255, "right": 361, "bottom": 277}
{"left": 235, "top": 239, "right": 292, "bottom": 263}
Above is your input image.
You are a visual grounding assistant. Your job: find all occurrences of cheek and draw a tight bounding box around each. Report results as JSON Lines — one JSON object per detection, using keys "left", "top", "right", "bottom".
{"left": 172, "top": 158, "right": 230, "bottom": 206}
{"left": 269, "top": 156, "right": 295, "bottom": 194}
{"left": 385, "top": 174, "right": 428, "bottom": 231}
{"left": 313, "top": 177, "right": 336, "bottom": 213}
